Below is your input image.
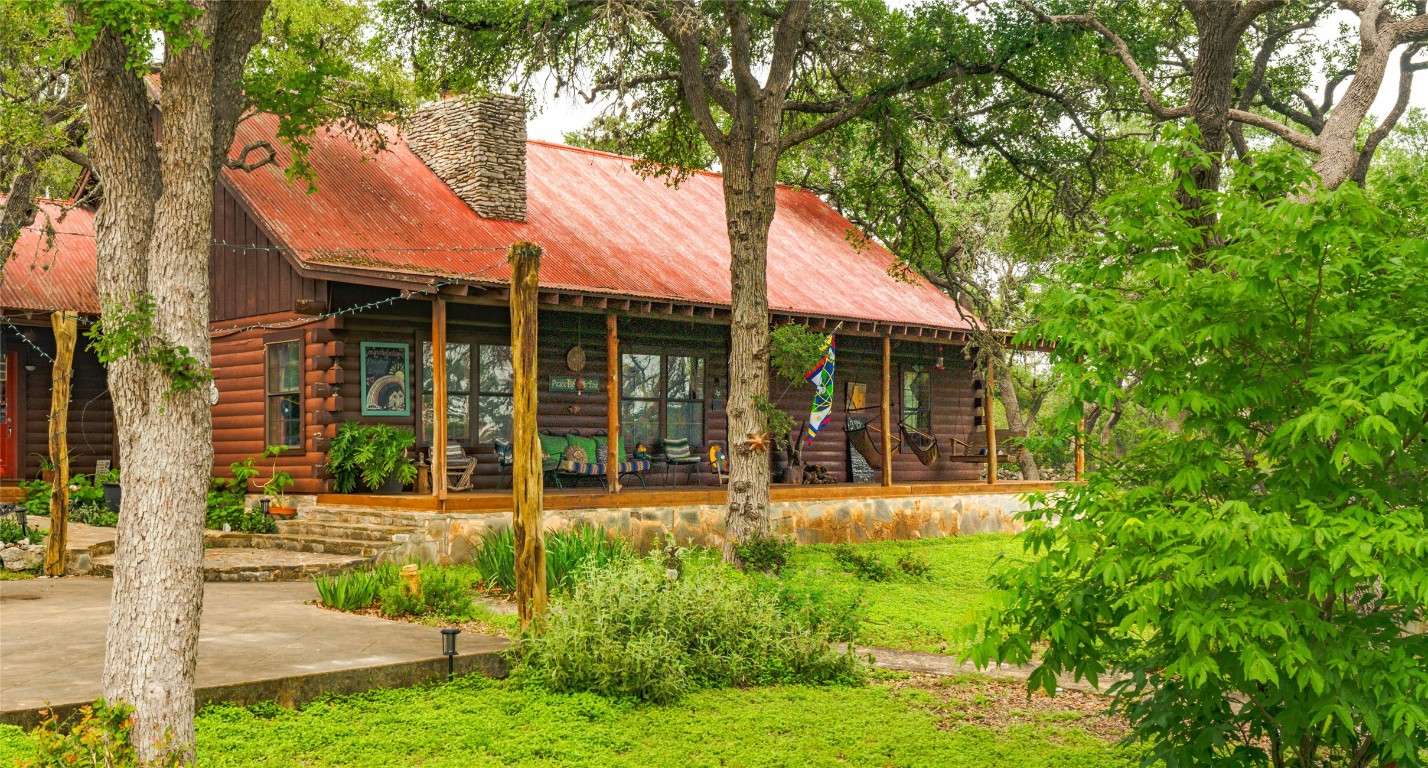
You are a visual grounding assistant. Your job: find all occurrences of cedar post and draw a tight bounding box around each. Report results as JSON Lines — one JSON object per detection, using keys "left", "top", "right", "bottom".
{"left": 1074, "top": 408, "right": 1086, "bottom": 482}
{"left": 43, "top": 311, "right": 77, "bottom": 577}
{"left": 510, "top": 242, "right": 547, "bottom": 629}
{"left": 880, "top": 335, "right": 893, "bottom": 487}
{"left": 606, "top": 313, "right": 620, "bottom": 493}
{"left": 431, "top": 297, "right": 449, "bottom": 503}
{"left": 984, "top": 356, "right": 998, "bottom": 485}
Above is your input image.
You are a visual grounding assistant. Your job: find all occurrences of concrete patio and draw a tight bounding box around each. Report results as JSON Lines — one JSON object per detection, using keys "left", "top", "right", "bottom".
{"left": 0, "top": 578, "right": 508, "bottom": 727}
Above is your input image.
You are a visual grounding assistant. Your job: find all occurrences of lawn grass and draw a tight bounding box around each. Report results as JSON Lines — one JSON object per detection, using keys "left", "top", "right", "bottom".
{"left": 0, "top": 675, "right": 1135, "bottom": 767}
{"left": 784, "top": 533, "right": 1019, "bottom": 654}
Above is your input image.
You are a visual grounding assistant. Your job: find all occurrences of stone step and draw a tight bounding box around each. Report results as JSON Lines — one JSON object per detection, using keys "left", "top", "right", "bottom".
{"left": 91, "top": 549, "right": 369, "bottom": 583}
{"left": 275, "top": 520, "right": 413, "bottom": 542}
{"left": 298, "top": 507, "right": 432, "bottom": 527}
{"left": 206, "top": 532, "right": 389, "bottom": 558}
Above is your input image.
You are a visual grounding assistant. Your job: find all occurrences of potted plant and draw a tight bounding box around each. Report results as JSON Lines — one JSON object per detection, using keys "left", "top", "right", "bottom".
{"left": 326, "top": 422, "right": 419, "bottom": 494}
{"left": 261, "top": 446, "right": 297, "bottom": 517}
{"left": 99, "top": 467, "right": 122, "bottom": 513}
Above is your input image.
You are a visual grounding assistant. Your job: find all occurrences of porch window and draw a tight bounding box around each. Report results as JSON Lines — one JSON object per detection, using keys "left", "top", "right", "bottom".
{"left": 265, "top": 340, "right": 302, "bottom": 448}
{"left": 901, "top": 367, "right": 931, "bottom": 432}
{"left": 422, "top": 342, "right": 513, "bottom": 445}
{"left": 621, "top": 353, "right": 704, "bottom": 449}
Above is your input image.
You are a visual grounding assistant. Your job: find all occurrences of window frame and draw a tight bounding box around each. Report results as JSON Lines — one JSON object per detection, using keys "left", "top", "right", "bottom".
{"left": 620, "top": 350, "right": 706, "bottom": 449}
{"left": 264, "top": 335, "right": 305, "bottom": 451}
{"left": 900, "top": 364, "right": 932, "bottom": 432}
{"left": 421, "top": 338, "right": 514, "bottom": 446}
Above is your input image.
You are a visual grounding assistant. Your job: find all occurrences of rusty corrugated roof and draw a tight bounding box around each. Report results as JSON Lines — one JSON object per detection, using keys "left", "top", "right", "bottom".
{"left": 1, "top": 200, "right": 99, "bottom": 315}
{"left": 221, "top": 115, "right": 977, "bottom": 332}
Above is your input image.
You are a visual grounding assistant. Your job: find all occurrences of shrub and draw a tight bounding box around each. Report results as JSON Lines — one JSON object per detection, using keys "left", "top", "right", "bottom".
{"left": 14, "top": 475, "right": 117, "bottom": 527}
{"left": 515, "top": 559, "right": 866, "bottom": 703}
{"left": 733, "top": 533, "right": 794, "bottom": 574}
{"left": 19, "top": 479, "right": 50, "bottom": 517}
{"left": 20, "top": 699, "right": 182, "bottom": 768}
{"left": 375, "top": 566, "right": 474, "bottom": 618}
{"left": 473, "top": 524, "right": 630, "bottom": 593}
{"left": 831, "top": 544, "right": 893, "bottom": 582}
{"left": 748, "top": 569, "right": 863, "bottom": 643}
{"left": 326, "top": 422, "right": 418, "bottom": 493}
{"left": 377, "top": 581, "right": 425, "bottom": 618}
{"left": 315, "top": 570, "right": 381, "bottom": 611}
{"left": 896, "top": 551, "right": 932, "bottom": 580}
{"left": 0, "top": 518, "right": 45, "bottom": 544}
{"left": 206, "top": 460, "right": 276, "bottom": 534}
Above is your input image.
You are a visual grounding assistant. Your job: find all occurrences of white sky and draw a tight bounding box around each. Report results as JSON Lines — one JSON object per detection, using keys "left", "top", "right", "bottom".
{"left": 525, "top": 6, "right": 1428, "bottom": 144}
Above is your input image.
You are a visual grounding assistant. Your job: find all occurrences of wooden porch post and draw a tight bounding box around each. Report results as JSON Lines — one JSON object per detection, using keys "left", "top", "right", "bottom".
{"left": 1074, "top": 408, "right": 1086, "bottom": 482}
{"left": 606, "top": 313, "right": 620, "bottom": 493}
{"left": 510, "top": 243, "right": 548, "bottom": 629}
{"left": 880, "top": 335, "right": 893, "bottom": 487}
{"left": 431, "top": 297, "right": 448, "bottom": 503}
{"left": 43, "top": 311, "right": 77, "bottom": 577}
{"left": 984, "top": 356, "right": 997, "bottom": 486}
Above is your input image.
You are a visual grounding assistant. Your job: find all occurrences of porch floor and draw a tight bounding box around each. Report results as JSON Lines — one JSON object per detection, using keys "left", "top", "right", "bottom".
{"left": 317, "top": 479, "right": 1064, "bottom": 513}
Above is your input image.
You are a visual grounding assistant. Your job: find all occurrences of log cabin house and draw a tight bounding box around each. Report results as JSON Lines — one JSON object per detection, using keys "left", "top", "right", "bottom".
{"left": 2, "top": 95, "right": 1058, "bottom": 541}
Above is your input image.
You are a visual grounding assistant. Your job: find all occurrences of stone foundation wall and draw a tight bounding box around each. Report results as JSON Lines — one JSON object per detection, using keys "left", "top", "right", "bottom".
{"left": 382, "top": 492, "right": 1041, "bottom": 565}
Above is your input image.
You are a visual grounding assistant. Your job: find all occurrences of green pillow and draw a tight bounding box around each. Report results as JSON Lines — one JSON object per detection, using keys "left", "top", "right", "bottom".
{"left": 538, "top": 433, "right": 569, "bottom": 464}
{"left": 591, "top": 436, "right": 626, "bottom": 463}
{"left": 567, "top": 434, "right": 600, "bottom": 465}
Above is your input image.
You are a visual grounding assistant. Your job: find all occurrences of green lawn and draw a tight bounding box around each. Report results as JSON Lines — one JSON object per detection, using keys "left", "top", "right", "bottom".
{"left": 1, "top": 675, "right": 1134, "bottom": 767}
{"left": 785, "top": 534, "right": 1019, "bottom": 654}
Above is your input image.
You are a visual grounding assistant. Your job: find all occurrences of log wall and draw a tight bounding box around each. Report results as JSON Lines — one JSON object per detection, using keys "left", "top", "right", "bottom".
{"left": 14, "top": 324, "right": 114, "bottom": 478}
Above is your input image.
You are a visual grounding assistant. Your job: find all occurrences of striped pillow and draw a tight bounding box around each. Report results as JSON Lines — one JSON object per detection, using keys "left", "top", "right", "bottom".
{"left": 664, "top": 437, "right": 692, "bottom": 459}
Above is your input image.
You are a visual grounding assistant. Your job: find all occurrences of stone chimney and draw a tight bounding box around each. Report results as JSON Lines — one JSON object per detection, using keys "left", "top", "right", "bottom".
{"left": 406, "top": 93, "right": 527, "bottom": 222}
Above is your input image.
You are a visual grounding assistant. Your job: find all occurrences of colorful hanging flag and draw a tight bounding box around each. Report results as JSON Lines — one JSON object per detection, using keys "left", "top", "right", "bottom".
{"left": 804, "top": 335, "right": 836, "bottom": 444}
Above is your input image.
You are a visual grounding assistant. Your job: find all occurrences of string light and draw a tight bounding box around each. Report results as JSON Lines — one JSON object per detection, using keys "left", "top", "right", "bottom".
{"left": 4, "top": 321, "right": 56, "bottom": 365}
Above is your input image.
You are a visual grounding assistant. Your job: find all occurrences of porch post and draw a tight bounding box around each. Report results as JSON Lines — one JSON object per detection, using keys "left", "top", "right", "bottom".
{"left": 1074, "top": 408, "right": 1086, "bottom": 482}
{"left": 509, "top": 242, "right": 548, "bottom": 629}
{"left": 43, "top": 311, "right": 77, "bottom": 577}
{"left": 431, "top": 298, "right": 448, "bottom": 503}
{"left": 606, "top": 313, "right": 620, "bottom": 493}
{"left": 985, "top": 355, "right": 997, "bottom": 486}
{"left": 881, "top": 334, "right": 893, "bottom": 487}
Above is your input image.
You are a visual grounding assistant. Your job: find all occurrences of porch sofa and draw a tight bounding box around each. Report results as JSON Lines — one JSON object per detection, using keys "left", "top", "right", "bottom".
{"left": 539, "top": 429, "right": 652, "bottom": 489}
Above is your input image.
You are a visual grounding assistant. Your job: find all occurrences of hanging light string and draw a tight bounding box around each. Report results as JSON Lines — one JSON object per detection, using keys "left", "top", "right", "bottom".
{"left": 4, "top": 320, "right": 56, "bottom": 365}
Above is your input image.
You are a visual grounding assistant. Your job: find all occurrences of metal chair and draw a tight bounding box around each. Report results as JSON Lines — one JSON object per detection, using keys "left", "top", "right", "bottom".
{"left": 662, "top": 437, "right": 701, "bottom": 484}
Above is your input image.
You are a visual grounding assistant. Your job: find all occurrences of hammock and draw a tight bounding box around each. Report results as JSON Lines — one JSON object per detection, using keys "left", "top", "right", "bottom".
{"left": 845, "top": 407, "right": 897, "bottom": 471}
{"left": 899, "top": 421, "right": 941, "bottom": 466}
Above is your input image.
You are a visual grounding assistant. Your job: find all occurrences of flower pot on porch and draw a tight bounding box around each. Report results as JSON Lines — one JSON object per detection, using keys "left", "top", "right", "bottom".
{"left": 376, "top": 474, "right": 404, "bottom": 494}
{"left": 267, "top": 505, "right": 297, "bottom": 518}
{"left": 102, "top": 482, "right": 121, "bottom": 513}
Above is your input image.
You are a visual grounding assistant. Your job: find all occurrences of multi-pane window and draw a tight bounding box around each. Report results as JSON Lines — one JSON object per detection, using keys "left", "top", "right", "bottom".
{"left": 422, "top": 342, "right": 513, "bottom": 445}
{"left": 621, "top": 353, "right": 704, "bottom": 448}
{"left": 901, "top": 367, "right": 931, "bottom": 432}
{"left": 265, "top": 340, "right": 302, "bottom": 448}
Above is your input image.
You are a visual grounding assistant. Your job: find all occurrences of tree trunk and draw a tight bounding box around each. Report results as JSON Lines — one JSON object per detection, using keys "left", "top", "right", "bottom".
{"left": 1182, "top": 1, "right": 1251, "bottom": 204}
{"left": 995, "top": 358, "right": 1040, "bottom": 481}
{"left": 75, "top": 2, "right": 267, "bottom": 760}
{"left": 1314, "top": 1, "right": 1400, "bottom": 190}
{"left": 721, "top": 160, "right": 779, "bottom": 562}
{"left": 0, "top": 154, "right": 41, "bottom": 266}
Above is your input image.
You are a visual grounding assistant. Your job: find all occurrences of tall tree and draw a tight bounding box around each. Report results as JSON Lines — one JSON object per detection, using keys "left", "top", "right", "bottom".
{"left": 394, "top": 0, "right": 999, "bottom": 559}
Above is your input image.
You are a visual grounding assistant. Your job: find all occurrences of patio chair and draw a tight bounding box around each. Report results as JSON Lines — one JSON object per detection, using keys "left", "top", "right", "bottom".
{"left": 445, "top": 441, "right": 477, "bottom": 492}
{"left": 662, "top": 437, "right": 701, "bottom": 484}
{"left": 493, "top": 439, "right": 514, "bottom": 489}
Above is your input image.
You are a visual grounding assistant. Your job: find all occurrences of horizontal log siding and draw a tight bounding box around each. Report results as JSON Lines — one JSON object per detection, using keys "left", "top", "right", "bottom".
{"left": 17, "top": 326, "right": 114, "bottom": 479}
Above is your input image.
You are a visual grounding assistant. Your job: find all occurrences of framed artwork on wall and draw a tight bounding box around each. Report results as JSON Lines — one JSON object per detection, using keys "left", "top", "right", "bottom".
{"left": 361, "top": 342, "right": 411, "bottom": 417}
{"left": 845, "top": 381, "right": 867, "bottom": 411}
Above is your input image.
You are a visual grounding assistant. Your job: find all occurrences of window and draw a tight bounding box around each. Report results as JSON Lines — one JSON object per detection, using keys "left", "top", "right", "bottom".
{"left": 422, "top": 342, "right": 513, "bottom": 444}
{"left": 265, "top": 340, "right": 302, "bottom": 448}
{"left": 621, "top": 353, "right": 704, "bottom": 449}
{"left": 901, "top": 367, "right": 931, "bottom": 432}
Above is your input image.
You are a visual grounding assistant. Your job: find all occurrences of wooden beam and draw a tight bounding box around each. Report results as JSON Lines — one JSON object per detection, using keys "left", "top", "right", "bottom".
{"left": 606, "top": 313, "right": 621, "bottom": 493}
{"left": 43, "top": 311, "right": 78, "bottom": 577}
{"left": 509, "top": 242, "right": 548, "bottom": 629}
{"left": 881, "top": 335, "right": 893, "bottom": 487}
{"left": 431, "top": 298, "right": 449, "bottom": 503}
{"left": 985, "top": 356, "right": 998, "bottom": 485}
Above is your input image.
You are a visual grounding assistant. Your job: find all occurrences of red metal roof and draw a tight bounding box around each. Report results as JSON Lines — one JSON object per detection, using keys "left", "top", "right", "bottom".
{"left": 221, "top": 115, "right": 977, "bottom": 331}
{"left": 1, "top": 200, "right": 99, "bottom": 315}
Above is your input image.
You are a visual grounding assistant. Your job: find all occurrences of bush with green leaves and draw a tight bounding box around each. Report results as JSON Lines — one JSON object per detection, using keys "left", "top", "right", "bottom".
{"left": 19, "top": 699, "right": 183, "bottom": 768}
{"left": 974, "top": 138, "right": 1428, "bottom": 767}
{"left": 326, "top": 422, "right": 418, "bottom": 493}
{"left": 16, "top": 472, "right": 119, "bottom": 527}
{"left": 733, "top": 533, "right": 794, "bottom": 574}
{"left": 514, "top": 558, "right": 866, "bottom": 703}
{"left": 19, "top": 478, "right": 49, "bottom": 518}
{"left": 377, "top": 566, "right": 474, "bottom": 619}
{"left": 315, "top": 570, "right": 382, "bottom": 611}
{"left": 896, "top": 551, "right": 932, "bottom": 580}
{"left": 831, "top": 544, "right": 894, "bottom": 582}
{"left": 0, "top": 518, "right": 44, "bottom": 545}
{"left": 473, "top": 524, "right": 630, "bottom": 593}
{"left": 204, "top": 459, "right": 277, "bottom": 534}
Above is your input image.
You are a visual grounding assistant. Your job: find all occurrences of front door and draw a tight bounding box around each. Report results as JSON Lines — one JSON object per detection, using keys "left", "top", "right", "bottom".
{"left": 0, "top": 350, "right": 17, "bottom": 479}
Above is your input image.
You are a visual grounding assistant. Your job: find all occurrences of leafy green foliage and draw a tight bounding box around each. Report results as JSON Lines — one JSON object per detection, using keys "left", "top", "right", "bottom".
{"left": 376, "top": 566, "right": 473, "bottom": 620}
{"left": 0, "top": 518, "right": 44, "bottom": 544}
{"left": 976, "top": 137, "right": 1428, "bottom": 767}
{"left": 207, "top": 460, "right": 277, "bottom": 534}
{"left": 326, "top": 422, "right": 418, "bottom": 493}
{"left": 260, "top": 445, "right": 294, "bottom": 506}
{"left": 19, "top": 478, "right": 50, "bottom": 518}
{"left": 832, "top": 544, "right": 896, "bottom": 582}
{"left": 896, "top": 551, "right": 933, "bottom": 580}
{"left": 472, "top": 524, "right": 631, "bottom": 594}
{"left": 514, "top": 557, "right": 866, "bottom": 703}
{"left": 315, "top": 570, "right": 381, "bottom": 612}
{"left": 17, "top": 472, "right": 118, "bottom": 527}
{"left": 768, "top": 324, "right": 827, "bottom": 383}
{"left": 732, "top": 532, "right": 795, "bottom": 575}
{"left": 18, "top": 698, "right": 182, "bottom": 768}
{"left": 88, "top": 293, "right": 210, "bottom": 396}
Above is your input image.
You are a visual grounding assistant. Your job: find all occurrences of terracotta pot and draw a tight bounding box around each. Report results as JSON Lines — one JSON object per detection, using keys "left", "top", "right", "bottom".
{"left": 268, "top": 506, "right": 297, "bottom": 518}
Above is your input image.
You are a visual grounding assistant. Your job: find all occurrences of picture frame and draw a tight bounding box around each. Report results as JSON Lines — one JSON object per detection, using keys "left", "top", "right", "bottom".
{"left": 845, "top": 381, "right": 867, "bottom": 410}
{"left": 361, "top": 342, "right": 411, "bottom": 417}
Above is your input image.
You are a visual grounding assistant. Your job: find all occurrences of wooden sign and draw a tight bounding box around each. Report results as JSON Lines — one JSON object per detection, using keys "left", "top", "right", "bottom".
{"left": 550, "top": 375, "right": 601, "bottom": 393}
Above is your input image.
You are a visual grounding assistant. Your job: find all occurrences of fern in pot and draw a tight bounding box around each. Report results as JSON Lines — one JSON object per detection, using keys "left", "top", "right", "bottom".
{"left": 327, "top": 422, "right": 419, "bottom": 493}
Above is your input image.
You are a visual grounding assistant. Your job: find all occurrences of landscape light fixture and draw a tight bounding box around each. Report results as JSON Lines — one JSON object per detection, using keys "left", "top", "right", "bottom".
{"left": 259, "top": 498, "right": 271, "bottom": 518}
{"left": 441, "top": 628, "right": 460, "bottom": 681}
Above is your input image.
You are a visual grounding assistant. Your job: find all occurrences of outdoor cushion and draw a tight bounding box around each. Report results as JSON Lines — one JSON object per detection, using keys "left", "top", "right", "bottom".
{"left": 567, "top": 434, "right": 601, "bottom": 465}
{"left": 664, "top": 437, "right": 699, "bottom": 464}
{"left": 559, "top": 458, "right": 652, "bottom": 476}
{"left": 592, "top": 435, "right": 626, "bottom": 463}
{"left": 538, "top": 433, "right": 569, "bottom": 463}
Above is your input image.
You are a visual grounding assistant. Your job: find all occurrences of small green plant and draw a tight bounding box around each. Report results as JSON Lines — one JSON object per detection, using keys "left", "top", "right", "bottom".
{"left": 418, "top": 567, "right": 473, "bottom": 618}
{"left": 326, "top": 422, "right": 418, "bottom": 493}
{"left": 20, "top": 699, "right": 183, "bottom": 768}
{"left": 260, "top": 445, "right": 295, "bottom": 507}
{"left": 832, "top": 544, "right": 894, "bottom": 582}
{"left": 19, "top": 478, "right": 50, "bottom": 517}
{"left": 472, "top": 528, "right": 517, "bottom": 592}
{"left": 89, "top": 293, "right": 211, "bottom": 396}
{"left": 472, "top": 524, "right": 630, "bottom": 593}
{"left": 0, "top": 518, "right": 44, "bottom": 544}
{"left": 377, "top": 580, "right": 425, "bottom": 617}
{"left": 315, "top": 570, "right": 381, "bottom": 611}
{"left": 733, "top": 533, "right": 794, "bottom": 574}
{"left": 206, "top": 459, "right": 276, "bottom": 534}
{"left": 896, "top": 551, "right": 933, "bottom": 580}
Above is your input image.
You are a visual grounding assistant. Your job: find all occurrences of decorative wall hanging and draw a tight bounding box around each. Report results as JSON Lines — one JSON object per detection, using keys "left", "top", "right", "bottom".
{"left": 566, "top": 345, "right": 586, "bottom": 372}
{"left": 361, "top": 342, "right": 411, "bottom": 416}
